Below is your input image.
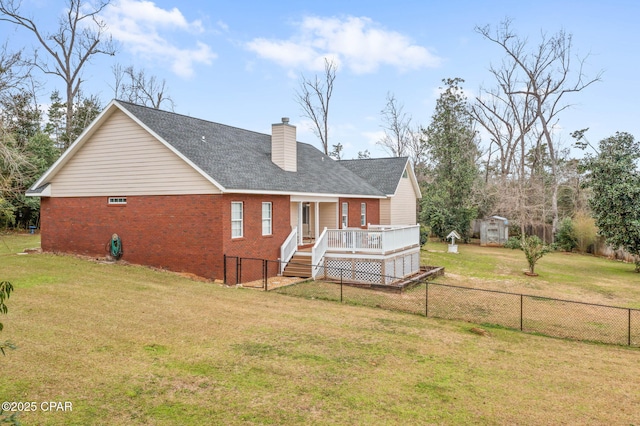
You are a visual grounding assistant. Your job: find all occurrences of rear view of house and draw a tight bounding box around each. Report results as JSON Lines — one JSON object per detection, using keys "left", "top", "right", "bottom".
{"left": 27, "top": 100, "right": 422, "bottom": 283}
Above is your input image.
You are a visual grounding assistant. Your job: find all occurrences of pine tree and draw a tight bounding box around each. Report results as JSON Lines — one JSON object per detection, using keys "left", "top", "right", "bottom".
{"left": 420, "top": 78, "right": 480, "bottom": 241}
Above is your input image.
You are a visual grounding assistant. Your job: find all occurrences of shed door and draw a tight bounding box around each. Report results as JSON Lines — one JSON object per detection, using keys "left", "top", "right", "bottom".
{"left": 486, "top": 221, "right": 500, "bottom": 244}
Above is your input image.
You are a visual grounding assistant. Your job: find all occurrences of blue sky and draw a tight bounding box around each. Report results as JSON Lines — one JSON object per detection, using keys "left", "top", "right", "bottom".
{"left": 3, "top": 0, "right": 639, "bottom": 159}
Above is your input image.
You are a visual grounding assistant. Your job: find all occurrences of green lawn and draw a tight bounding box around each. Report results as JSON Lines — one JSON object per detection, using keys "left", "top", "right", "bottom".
{"left": 424, "top": 241, "right": 640, "bottom": 308}
{"left": 1, "top": 234, "right": 639, "bottom": 425}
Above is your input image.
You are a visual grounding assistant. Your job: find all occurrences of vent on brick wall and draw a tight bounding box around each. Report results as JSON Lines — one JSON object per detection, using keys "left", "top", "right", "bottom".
{"left": 108, "top": 197, "right": 127, "bottom": 205}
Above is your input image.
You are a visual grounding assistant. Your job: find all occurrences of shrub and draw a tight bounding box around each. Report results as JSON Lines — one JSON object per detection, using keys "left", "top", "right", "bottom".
{"left": 573, "top": 211, "right": 598, "bottom": 253}
{"left": 556, "top": 217, "right": 578, "bottom": 252}
{"left": 505, "top": 235, "right": 556, "bottom": 275}
{"left": 419, "top": 225, "right": 430, "bottom": 247}
{"left": 0, "top": 280, "right": 15, "bottom": 355}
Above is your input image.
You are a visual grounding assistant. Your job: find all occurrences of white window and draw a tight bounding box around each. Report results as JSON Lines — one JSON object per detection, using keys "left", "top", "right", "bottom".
{"left": 231, "top": 202, "right": 243, "bottom": 238}
{"left": 108, "top": 197, "right": 127, "bottom": 205}
{"left": 341, "top": 202, "right": 348, "bottom": 228}
{"left": 361, "top": 203, "right": 366, "bottom": 226}
{"left": 262, "top": 202, "right": 272, "bottom": 236}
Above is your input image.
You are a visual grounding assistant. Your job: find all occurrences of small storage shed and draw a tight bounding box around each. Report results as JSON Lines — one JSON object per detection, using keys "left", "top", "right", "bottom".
{"left": 480, "top": 215, "right": 509, "bottom": 246}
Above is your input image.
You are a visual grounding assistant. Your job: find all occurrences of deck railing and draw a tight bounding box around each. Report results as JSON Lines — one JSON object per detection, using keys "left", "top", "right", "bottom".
{"left": 280, "top": 225, "right": 420, "bottom": 277}
{"left": 325, "top": 225, "right": 420, "bottom": 254}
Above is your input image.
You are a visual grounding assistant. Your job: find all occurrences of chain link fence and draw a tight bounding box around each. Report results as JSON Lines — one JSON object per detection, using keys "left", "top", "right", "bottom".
{"left": 273, "top": 264, "right": 640, "bottom": 347}
{"left": 224, "top": 255, "right": 640, "bottom": 346}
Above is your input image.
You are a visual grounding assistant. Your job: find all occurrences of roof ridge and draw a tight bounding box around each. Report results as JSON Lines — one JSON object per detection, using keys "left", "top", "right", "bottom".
{"left": 338, "top": 156, "right": 408, "bottom": 162}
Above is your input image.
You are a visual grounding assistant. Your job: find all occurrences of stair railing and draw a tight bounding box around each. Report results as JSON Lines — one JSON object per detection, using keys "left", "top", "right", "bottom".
{"left": 311, "top": 227, "right": 328, "bottom": 279}
{"left": 280, "top": 226, "right": 298, "bottom": 275}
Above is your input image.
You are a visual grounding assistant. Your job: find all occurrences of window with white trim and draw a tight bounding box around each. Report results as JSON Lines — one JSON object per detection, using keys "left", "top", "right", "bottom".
{"left": 341, "top": 202, "right": 348, "bottom": 228}
{"left": 262, "top": 202, "right": 272, "bottom": 236}
{"left": 108, "top": 197, "right": 127, "bottom": 205}
{"left": 361, "top": 203, "right": 366, "bottom": 226}
{"left": 231, "top": 202, "right": 243, "bottom": 238}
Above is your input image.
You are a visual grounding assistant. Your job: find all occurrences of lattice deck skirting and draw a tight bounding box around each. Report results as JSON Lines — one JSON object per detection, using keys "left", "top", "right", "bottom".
{"left": 321, "top": 250, "right": 420, "bottom": 285}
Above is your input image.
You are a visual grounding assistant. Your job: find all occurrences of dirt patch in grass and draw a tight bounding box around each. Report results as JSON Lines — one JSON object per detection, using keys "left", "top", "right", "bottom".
{"left": 241, "top": 276, "right": 308, "bottom": 290}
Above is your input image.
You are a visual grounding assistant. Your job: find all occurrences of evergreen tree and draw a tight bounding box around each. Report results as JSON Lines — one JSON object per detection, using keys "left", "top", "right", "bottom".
{"left": 44, "top": 91, "right": 66, "bottom": 149}
{"left": 0, "top": 91, "right": 41, "bottom": 148}
{"left": 44, "top": 91, "right": 101, "bottom": 149}
{"left": 420, "top": 78, "right": 480, "bottom": 241}
{"left": 556, "top": 217, "right": 578, "bottom": 252}
{"left": 68, "top": 93, "right": 101, "bottom": 143}
{"left": 580, "top": 132, "right": 640, "bottom": 272}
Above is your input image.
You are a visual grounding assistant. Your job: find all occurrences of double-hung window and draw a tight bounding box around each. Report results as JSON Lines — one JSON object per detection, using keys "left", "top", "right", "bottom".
{"left": 262, "top": 202, "right": 272, "bottom": 236}
{"left": 341, "top": 202, "right": 348, "bottom": 228}
{"left": 231, "top": 202, "right": 243, "bottom": 238}
{"left": 361, "top": 203, "right": 366, "bottom": 226}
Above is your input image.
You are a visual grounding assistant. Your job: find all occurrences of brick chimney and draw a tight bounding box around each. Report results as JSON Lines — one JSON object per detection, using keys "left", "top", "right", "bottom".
{"left": 271, "top": 117, "right": 297, "bottom": 172}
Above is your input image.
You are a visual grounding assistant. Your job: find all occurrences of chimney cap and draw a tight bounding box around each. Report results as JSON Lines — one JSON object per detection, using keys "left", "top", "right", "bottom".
{"left": 281, "top": 117, "right": 290, "bottom": 124}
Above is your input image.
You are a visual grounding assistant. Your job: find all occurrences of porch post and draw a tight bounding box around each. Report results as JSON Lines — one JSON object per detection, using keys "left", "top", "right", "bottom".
{"left": 297, "top": 201, "right": 303, "bottom": 245}
{"left": 314, "top": 202, "right": 320, "bottom": 241}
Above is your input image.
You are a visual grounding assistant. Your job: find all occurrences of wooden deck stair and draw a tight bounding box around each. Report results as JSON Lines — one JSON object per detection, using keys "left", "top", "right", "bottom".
{"left": 282, "top": 253, "right": 312, "bottom": 278}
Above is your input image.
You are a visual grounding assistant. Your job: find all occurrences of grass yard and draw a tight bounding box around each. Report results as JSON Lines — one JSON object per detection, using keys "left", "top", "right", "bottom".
{"left": 1, "top": 234, "right": 640, "bottom": 425}
{"left": 424, "top": 241, "right": 640, "bottom": 309}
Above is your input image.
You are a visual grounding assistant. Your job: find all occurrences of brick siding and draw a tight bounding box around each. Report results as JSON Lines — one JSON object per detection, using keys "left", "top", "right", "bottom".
{"left": 339, "top": 198, "right": 381, "bottom": 228}
{"left": 221, "top": 194, "right": 291, "bottom": 283}
{"left": 40, "top": 193, "right": 291, "bottom": 281}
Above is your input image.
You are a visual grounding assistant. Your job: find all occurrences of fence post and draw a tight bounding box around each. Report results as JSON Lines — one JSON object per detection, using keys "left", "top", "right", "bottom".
{"left": 223, "top": 254, "right": 227, "bottom": 284}
{"left": 629, "top": 308, "right": 632, "bottom": 346}
{"left": 520, "top": 294, "right": 523, "bottom": 331}
{"left": 263, "top": 259, "right": 267, "bottom": 291}
{"left": 237, "top": 257, "right": 241, "bottom": 285}
{"left": 340, "top": 269, "right": 343, "bottom": 303}
{"left": 425, "top": 281, "right": 429, "bottom": 317}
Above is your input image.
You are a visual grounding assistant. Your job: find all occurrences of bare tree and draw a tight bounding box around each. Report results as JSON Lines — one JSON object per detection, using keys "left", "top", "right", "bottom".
{"left": 471, "top": 59, "right": 539, "bottom": 235}
{"left": 407, "top": 128, "right": 428, "bottom": 182}
{"left": 0, "top": 43, "right": 25, "bottom": 102}
{"left": 475, "top": 19, "right": 601, "bottom": 238}
{"left": 112, "top": 64, "right": 174, "bottom": 110}
{"left": 377, "top": 92, "right": 428, "bottom": 181}
{"left": 0, "top": 0, "right": 116, "bottom": 150}
{"left": 471, "top": 61, "right": 536, "bottom": 179}
{"left": 0, "top": 44, "right": 32, "bottom": 211}
{"left": 378, "top": 92, "right": 413, "bottom": 157}
{"left": 296, "top": 58, "right": 337, "bottom": 155}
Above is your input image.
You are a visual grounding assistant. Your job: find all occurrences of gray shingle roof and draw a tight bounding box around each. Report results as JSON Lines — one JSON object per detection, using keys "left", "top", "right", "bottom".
{"left": 117, "top": 101, "right": 385, "bottom": 197}
{"left": 338, "top": 157, "right": 409, "bottom": 195}
{"left": 25, "top": 183, "right": 50, "bottom": 195}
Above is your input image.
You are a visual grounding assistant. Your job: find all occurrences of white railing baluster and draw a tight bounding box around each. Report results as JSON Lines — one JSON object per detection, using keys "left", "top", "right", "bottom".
{"left": 322, "top": 225, "right": 419, "bottom": 254}
{"left": 311, "top": 227, "right": 328, "bottom": 279}
{"left": 279, "top": 226, "right": 298, "bottom": 275}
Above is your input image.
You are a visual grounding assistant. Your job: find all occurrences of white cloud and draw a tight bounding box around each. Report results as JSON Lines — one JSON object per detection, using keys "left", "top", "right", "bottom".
{"left": 362, "top": 130, "right": 385, "bottom": 146}
{"left": 216, "top": 20, "right": 229, "bottom": 32}
{"left": 101, "top": 0, "right": 216, "bottom": 78}
{"left": 246, "top": 15, "right": 441, "bottom": 74}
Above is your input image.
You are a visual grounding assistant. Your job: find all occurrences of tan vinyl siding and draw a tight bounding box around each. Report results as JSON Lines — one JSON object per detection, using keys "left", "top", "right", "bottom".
{"left": 290, "top": 202, "right": 298, "bottom": 229}
{"left": 271, "top": 122, "right": 297, "bottom": 172}
{"left": 50, "top": 110, "right": 220, "bottom": 196}
{"left": 319, "top": 202, "right": 337, "bottom": 230}
{"left": 389, "top": 170, "right": 417, "bottom": 225}
{"left": 379, "top": 199, "right": 391, "bottom": 225}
